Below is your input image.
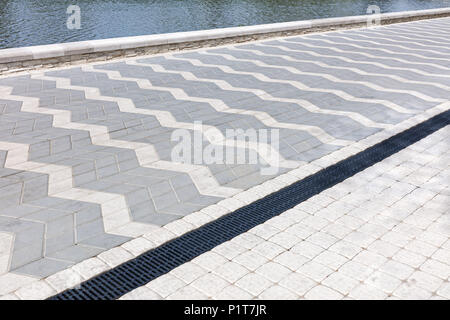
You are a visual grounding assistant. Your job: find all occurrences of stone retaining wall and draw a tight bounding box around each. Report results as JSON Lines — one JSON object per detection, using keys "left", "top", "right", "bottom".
{"left": 1, "top": 7, "right": 450, "bottom": 75}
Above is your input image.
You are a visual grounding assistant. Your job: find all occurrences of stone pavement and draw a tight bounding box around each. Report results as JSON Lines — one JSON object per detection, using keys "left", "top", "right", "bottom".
{"left": 0, "top": 16, "right": 449, "bottom": 299}
{"left": 120, "top": 126, "right": 450, "bottom": 300}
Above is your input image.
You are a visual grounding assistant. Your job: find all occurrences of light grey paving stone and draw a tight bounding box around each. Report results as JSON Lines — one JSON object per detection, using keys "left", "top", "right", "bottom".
{"left": 129, "top": 200, "right": 158, "bottom": 221}
{"left": 44, "top": 232, "right": 76, "bottom": 255}
{"left": 138, "top": 212, "right": 183, "bottom": 226}
{"left": 48, "top": 245, "right": 103, "bottom": 264}
{"left": 0, "top": 204, "right": 41, "bottom": 218}
{"left": 75, "top": 218, "right": 106, "bottom": 242}
{"left": 79, "top": 233, "right": 130, "bottom": 250}
{"left": 13, "top": 258, "right": 73, "bottom": 278}
{"left": 159, "top": 203, "right": 205, "bottom": 216}
{"left": 73, "top": 171, "right": 98, "bottom": 187}
{"left": 45, "top": 215, "right": 74, "bottom": 239}
{"left": 9, "top": 243, "right": 43, "bottom": 270}
{"left": 152, "top": 191, "right": 180, "bottom": 210}
{"left": 125, "top": 188, "right": 151, "bottom": 207}
{"left": 12, "top": 224, "right": 45, "bottom": 249}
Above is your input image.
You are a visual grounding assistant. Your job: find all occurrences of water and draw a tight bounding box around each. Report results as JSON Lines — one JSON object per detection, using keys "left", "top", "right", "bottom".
{"left": 0, "top": 0, "right": 449, "bottom": 49}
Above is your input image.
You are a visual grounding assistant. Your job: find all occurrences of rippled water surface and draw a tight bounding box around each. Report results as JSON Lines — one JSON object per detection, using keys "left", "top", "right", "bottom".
{"left": 0, "top": 0, "right": 449, "bottom": 48}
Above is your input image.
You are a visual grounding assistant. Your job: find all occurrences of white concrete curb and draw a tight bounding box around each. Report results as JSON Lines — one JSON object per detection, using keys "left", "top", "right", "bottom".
{"left": 1, "top": 7, "right": 450, "bottom": 66}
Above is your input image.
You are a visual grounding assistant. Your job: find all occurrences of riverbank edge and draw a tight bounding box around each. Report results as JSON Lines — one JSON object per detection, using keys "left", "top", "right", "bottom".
{"left": 1, "top": 7, "right": 450, "bottom": 75}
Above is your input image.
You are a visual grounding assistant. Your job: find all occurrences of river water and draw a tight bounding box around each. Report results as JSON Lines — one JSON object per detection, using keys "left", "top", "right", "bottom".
{"left": 0, "top": 0, "right": 449, "bottom": 49}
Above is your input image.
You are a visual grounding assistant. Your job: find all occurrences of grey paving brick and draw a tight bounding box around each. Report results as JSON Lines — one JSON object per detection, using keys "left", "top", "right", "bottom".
{"left": 79, "top": 233, "right": 130, "bottom": 249}
{"left": 138, "top": 212, "right": 182, "bottom": 226}
{"left": 13, "top": 258, "right": 73, "bottom": 278}
{"left": 153, "top": 191, "right": 180, "bottom": 210}
{"left": 48, "top": 245, "right": 103, "bottom": 264}
{"left": 10, "top": 243, "right": 43, "bottom": 269}
{"left": 44, "top": 232, "right": 75, "bottom": 254}
{"left": 76, "top": 219, "right": 105, "bottom": 242}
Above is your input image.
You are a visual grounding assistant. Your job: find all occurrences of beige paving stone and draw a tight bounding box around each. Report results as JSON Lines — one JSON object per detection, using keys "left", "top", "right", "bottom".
{"left": 297, "top": 261, "right": 334, "bottom": 282}
{"left": 191, "top": 251, "right": 229, "bottom": 271}
{"left": 420, "top": 259, "right": 450, "bottom": 280}
{"left": 431, "top": 248, "right": 450, "bottom": 264}
{"left": 191, "top": 273, "right": 230, "bottom": 297}
{"left": 273, "top": 251, "right": 309, "bottom": 271}
{"left": 72, "top": 258, "right": 109, "bottom": 280}
{"left": 255, "top": 262, "right": 292, "bottom": 283}
{"left": 258, "top": 285, "right": 299, "bottom": 300}
{"left": 213, "top": 261, "right": 249, "bottom": 283}
{"left": 15, "top": 280, "right": 56, "bottom": 300}
{"left": 121, "top": 237, "right": 155, "bottom": 256}
{"left": 406, "top": 239, "right": 439, "bottom": 257}
{"left": 266, "top": 216, "right": 296, "bottom": 231}
{"left": 344, "top": 231, "right": 376, "bottom": 249}
{"left": 167, "top": 285, "right": 208, "bottom": 300}
{"left": 314, "top": 250, "right": 348, "bottom": 271}
{"left": 97, "top": 247, "right": 134, "bottom": 268}
{"left": 252, "top": 241, "right": 285, "bottom": 259}
{"left": 406, "top": 271, "right": 444, "bottom": 293}
{"left": 381, "top": 231, "right": 412, "bottom": 248}
{"left": 214, "top": 285, "right": 254, "bottom": 300}
{"left": 212, "top": 241, "right": 247, "bottom": 260}
{"left": 233, "top": 251, "right": 269, "bottom": 271}
{"left": 379, "top": 260, "right": 415, "bottom": 281}
{"left": 436, "top": 282, "right": 450, "bottom": 299}
{"left": 321, "top": 272, "right": 359, "bottom": 295}
{"left": 231, "top": 233, "right": 264, "bottom": 250}
{"left": 143, "top": 228, "right": 176, "bottom": 246}
{"left": 339, "top": 260, "right": 374, "bottom": 282}
{"left": 315, "top": 207, "right": 346, "bottom": 223}
{"left": 364, "top": 271, "right": 402, "bottom": 294}
{"left": 146, "top": 274, "right": 186, "bottom": 298}
{"left": 353, "top": 250, "right": 387, "bottom": 269}
{"left": 329, "top": 240, "right": 362, "bottom": 259}
{"left": 269, "top": 232, "right": 301, "bottom": 250}
{"left": 349, "top": 284, "right": 388, "bottom": 300}
{"left": 164, "top": 219, "right": 195, "bottom": 235}
{"left": 120, "top": 287, "right": 162, "bottom": 300}
{"left": 307, "top": 232, "right": 338, "bottom": 249}
{"left": 281, "top": 208, "right": 310, "bottom": 223}
{"left": 45, "top": 268, "right": 83, "bottom": 292}
{"left": 322, "top": 223, "right": 353, "bottom": 239}
{"left": 0, "top": 293, "right": 20, "bottom": 300}
{"left": 393, "top": 283, "right": 433, "bottom": 300}
{"left": 290, "top": 240, "right": 324, "bottom": 259}
{"left": 304, "top": 285, "right": 343, "bottom": 300}
{"left": 392, "top": 249, "right": 427, "bottom": 268}
{"left": 367, "top": 240, "right": 401, "bottom": 258}
{"left": 278, "top": 273, "right": 317, "bottom": 296}
{"left": 249, "top": 224, "right": 280, "bottom": 240}
{"left": 302, "top": 215, "right": 330, "bottom": 230}
{"left": 285, "top": 222, "right": 317, "bottom": 239}
{"left": 294, "top": 201, "right": 322, "bottom": 214}
{"left": 170, "top": 262, "right": 208, "bottom": 284}
{"left": 235, "top": 273, "right": 273, "bottom": 296}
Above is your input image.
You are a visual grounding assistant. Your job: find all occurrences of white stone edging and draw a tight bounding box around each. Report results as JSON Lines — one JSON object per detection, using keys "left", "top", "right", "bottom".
{"left": 1, "top": 7, "right": 450, "bottom": 67}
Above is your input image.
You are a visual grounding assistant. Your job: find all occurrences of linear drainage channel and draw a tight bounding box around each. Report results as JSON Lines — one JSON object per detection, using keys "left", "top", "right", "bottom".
{"left": 49, "top": 109, "right": 450, "bottom": 300}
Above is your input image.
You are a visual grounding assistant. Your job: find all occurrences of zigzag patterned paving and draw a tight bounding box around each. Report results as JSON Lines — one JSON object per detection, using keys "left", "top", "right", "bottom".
{"left": 0, "top": 17, "right": 449, "bottom": 283}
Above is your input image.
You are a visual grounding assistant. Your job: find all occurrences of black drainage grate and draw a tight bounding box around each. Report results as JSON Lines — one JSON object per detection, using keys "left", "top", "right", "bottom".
{"left": 49, "top": 109, "right": 450, "bottom": 300}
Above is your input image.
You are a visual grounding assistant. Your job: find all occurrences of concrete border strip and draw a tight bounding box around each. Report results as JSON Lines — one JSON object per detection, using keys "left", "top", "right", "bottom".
{"left": 1, "top": 7, "right": 450, "bottom": 74}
